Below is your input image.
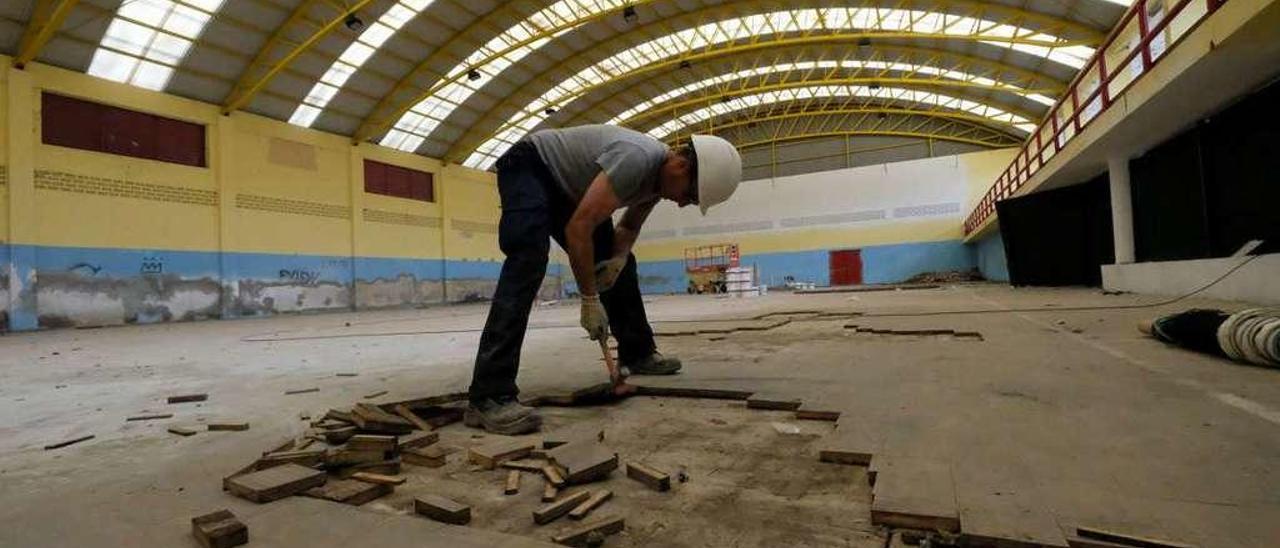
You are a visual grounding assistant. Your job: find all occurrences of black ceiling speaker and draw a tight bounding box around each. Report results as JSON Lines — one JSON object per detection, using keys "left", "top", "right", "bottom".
{"left": 623, "top": 5, "right": 638, "bottom": 23}
{"left": 467, "top": 69, "right": 481, "bottom": 81}
{"left": 345, "top": 14, "right": 365, "bottom": 32}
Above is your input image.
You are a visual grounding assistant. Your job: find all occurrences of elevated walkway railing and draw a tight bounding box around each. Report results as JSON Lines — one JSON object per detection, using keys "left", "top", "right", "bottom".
{"left": 964, "top": 0, "right": 1230, "bottom": 235}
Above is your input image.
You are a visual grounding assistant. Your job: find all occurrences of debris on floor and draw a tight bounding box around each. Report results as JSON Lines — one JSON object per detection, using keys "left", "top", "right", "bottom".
{"left": 43, "top": 434, "right": 94, "bottom": 450}
{"left": 191, "top": 509, "right": 247, "bottom": 548}
{"left": 284, "top": 387, "right": 320, "bottom": 395}
{"left": 167, "top": 393, "right": 208, "bottom": 404}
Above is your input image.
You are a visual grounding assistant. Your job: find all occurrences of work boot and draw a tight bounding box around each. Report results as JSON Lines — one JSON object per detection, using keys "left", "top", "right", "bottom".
{"left": 622, "top": 352, "right": 682, "bottom": 375}
{"left": 464, "top": 396, "right": 541, "bottom": 435}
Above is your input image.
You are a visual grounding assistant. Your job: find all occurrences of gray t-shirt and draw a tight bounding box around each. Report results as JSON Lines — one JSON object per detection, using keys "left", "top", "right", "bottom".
{"left": 526, "top": 125, "right": 667, "bottom": 207}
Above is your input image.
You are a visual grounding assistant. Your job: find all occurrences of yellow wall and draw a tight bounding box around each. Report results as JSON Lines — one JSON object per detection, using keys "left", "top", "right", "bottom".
{"left": 1, "top": 57, "right": 498, "bottom": 264}
{"left": 635, "top": 148, "right": 1016, "bottom": 262}
{"left": 634, "top": 218, "right": 965, "bottom": 262}
{"left": 0, "top": 62, "right": 9, "bottom": 245}
{"left": 440, "top": 165, "right": 504, "bottom": 262}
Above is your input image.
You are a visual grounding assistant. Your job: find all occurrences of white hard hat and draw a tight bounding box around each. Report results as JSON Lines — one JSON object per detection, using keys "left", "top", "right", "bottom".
{"left": 690, "top": 134, "right": 742, "bottom": 215}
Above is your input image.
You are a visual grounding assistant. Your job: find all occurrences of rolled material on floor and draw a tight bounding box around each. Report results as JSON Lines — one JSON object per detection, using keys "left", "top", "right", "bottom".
{"left": 1217, "top": 308, "right": 1280, "bottom": 367}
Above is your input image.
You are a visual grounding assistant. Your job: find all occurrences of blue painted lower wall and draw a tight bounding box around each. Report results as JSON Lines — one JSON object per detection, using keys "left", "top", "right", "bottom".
{"left": 636, "top": 239, "right": 979, "bottom": 294}
{"left": 1, "top": 243, "right": 561, "bottom": 331}
{"left": 973, "top": 231, "right": 1010, "bottom": 282}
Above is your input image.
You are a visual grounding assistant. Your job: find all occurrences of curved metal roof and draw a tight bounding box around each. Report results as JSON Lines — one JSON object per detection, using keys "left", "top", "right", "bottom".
{"left": 6, "top": 0, "right": 1132, "bottom": 170}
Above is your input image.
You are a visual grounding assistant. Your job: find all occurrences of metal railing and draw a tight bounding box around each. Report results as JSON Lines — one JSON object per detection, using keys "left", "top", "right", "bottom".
{"left": 964, "top": 0, "right": 1230, "bottom": 235}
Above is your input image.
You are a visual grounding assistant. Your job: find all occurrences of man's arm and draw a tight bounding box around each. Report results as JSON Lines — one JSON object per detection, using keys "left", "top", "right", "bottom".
{"left": 567, "top": 172, "right": 622, "bottom": 296}
{"left": 612, "top": 198, "right": 658, "bottom": 259}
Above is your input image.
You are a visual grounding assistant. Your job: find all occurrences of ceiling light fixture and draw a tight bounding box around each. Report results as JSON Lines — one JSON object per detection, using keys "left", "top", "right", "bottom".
{"left": 544, "top": 107, "right": 557, "bottom": 115}
{"left": 345, "top": 14, "right": 365, "bottom": 32}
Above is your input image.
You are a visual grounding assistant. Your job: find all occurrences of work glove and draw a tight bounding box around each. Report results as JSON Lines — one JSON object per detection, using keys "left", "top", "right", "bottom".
{"left": 594, "top": 256, "right": 627, "bottom": 293}
{"left": 580, "top": 294, "right": 609, "bottom": 341}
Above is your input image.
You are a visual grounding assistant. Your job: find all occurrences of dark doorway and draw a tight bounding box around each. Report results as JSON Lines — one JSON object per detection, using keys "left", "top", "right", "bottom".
{"left": 829, "top": 249, "right": 863, "bottom": 286}
{"left": 997, "top": 175, "right": 1115, "bottom": 286}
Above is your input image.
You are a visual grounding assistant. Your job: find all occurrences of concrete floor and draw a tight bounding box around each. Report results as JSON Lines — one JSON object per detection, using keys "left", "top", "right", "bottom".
{"left": 2, "top": 284, "right": 1279, "bottom": 547}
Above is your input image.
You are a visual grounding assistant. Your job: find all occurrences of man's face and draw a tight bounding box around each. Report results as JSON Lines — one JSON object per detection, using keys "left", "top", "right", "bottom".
{"left": 660, "top": 154, "right": 697, "bottom": 208}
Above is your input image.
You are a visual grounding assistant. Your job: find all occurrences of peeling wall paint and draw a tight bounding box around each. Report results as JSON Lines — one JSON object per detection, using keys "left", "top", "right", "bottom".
{"left": 36, "top": 272, "right": 221, "bottom": 327}
{"left": 0, "top": 244, "right": 556, "bottom": 331}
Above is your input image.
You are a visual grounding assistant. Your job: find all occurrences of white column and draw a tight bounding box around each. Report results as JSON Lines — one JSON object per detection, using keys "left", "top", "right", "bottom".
{"left": 1108, "top": 156, "right": 1136, "bottom": 264}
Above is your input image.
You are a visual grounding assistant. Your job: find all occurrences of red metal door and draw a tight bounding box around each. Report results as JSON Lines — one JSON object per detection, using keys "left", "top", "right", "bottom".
{"left": 829, "top": 249, "right": 862, "bottom": 286}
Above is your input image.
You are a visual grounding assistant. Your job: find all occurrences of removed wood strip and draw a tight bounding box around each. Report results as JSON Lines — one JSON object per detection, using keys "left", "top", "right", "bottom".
{"left": 502, "top": 460, "right": 548, "bottom": 473}
{"left": 626, "top": 462, "right": 670, "bottom": 492}
{"left": 258, "top": 448, "right": 325, "bottom": 469}
{"left": 168, "top": 394, "right": 208, "bottom": 404}
{"left": 549, "top": 443, "right": 618, "bottom": 485}
{"left": 127, "top": 413, "right": 173, "bottom": 422}
{"left": 568, "top": 490, "right": 612, "bottom": 520}
{"left": 347, "top": 435, "right": 396, "bottom": 452}
{"left": 543, "top": 465, "right": 566, "bottom": 487}
{"left": 335, "top": 459, "right": 401, "bottom": 478}
{"left": 379, "top": 391, "right": 469, "bottom": 413}
{"left": 1075, "top": 526, "right": 1197, "bottom": 548}
{"left": 415, "top": 495, "right": 471, "bottom": 525}
{"left": 632, "top": 385, "right": 754, "bottom": 400}
{"left": 302, "top": 478, "right": 391, "bottom": 506}
{"left": 398, "top": 431, "right": 439, "bottom": 450}
{"left": 505, "top": 470, "right": 521, "bottom": 495}
{"left": 323, "top": 426, "right": 357, "bottom": 444}
{"left": 350, "top": 472, "right": 406, "bottom": 486}
{"left": 325, "top": 409, "right": 354, "bottom": 423}
{"left": 404, "top": 445, "right": 454, "bottom": 468}
{"left": 470, "top": 438, "right": 536, "bottom": 469}
{"left": 543, "top": 482, "right": 559, "bottom": 502}
{"left": 534, "top": 490, "right": 592, "bottom": 525}
{"left": 284, "top": 388, "right": 319, "bottom": 395}
{"left": 393, "top": 404, "right": 433, "bottom": 431}
{"left": 352, "top": 403, "right": 413, "bottom": 435}
{"left": 191, "top": 509, "right": 247, "bottom": 548}
{"left": 207, "top": 422, "right": 250, "bottom": 431}
{"left": 335, "top": 372, "right": 358, "bottom": 377}
{"left": 44, "top": 434, "right": 94, "bottom": 450}
{"left": 225, "top": 464, "right": 326, "bottom": 503}
{"left": 169, "top": 426, "right": 200, "bottom": 437}
{"left": 552, "top": 515, "right": 625, "bottom": 546}
{"left": 795, "top": 409, "right": 841, "bottom": 421}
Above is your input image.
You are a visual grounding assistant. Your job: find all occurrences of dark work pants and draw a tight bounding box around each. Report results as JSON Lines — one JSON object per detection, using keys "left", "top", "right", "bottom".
{"left": 468, "top": 142, "right": 657, "bottom": 402}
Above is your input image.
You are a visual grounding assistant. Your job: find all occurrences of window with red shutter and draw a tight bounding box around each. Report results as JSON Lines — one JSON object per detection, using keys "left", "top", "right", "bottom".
{"left": 40, "top": 92, "right": 206, "bottom": 167}
{"left": 363, "top": 159, "right": 434, "bottom": 202}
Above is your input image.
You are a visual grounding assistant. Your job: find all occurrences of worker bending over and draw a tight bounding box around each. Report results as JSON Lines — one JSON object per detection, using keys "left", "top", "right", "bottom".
{"left": 465, "top": 125, "right": 743, "bottom": 435}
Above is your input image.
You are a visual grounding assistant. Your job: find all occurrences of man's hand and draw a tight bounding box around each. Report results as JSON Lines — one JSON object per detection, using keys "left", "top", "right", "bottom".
{"left": 594, "top": 257, "right": 627, "bottom": 293}
{"left": 580, "top": 294, "right": 609, "bottom": 340}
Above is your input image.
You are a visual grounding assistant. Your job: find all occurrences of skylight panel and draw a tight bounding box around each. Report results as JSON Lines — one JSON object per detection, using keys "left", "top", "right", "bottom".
{"left": 87, "top": 0, "right": 225, "bottom": 91}
{"left": 462, "top": 7, "right": 1083, "bottom": 163}
{"left": 608, "top": 60, "right": 1050, "bottom": 126}
{"left": 290, "top": 0, "right": 437, "bottom": 128}
{"left": 639, "top": 85, "right": 1032, "bottom": 141}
